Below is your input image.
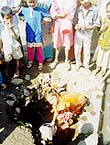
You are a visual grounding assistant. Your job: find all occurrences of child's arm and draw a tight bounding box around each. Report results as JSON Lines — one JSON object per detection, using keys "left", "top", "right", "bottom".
{"left": 48, "top": 19, "right": 55, "bottom": 34}
{"left": 11, "top": 28, "right": 19, "bottom": 40}
{"left": 51, "top": 106, "right": 58, "bottom": 125}
{"left": 12, "top": 0, "right": 24, "bottom": 15}
{"left": 77, "top": 6, "right": 100, "bottom": 31}
{"left": 50, "top": 0, "right": 67, "bottom": 19}
{"left": 50, "top": 0, "right": 77, "bottom": 20}
{"left": 85, "top": 7, "right": 100, "bottom": 31}
{"left": 38, "top": 7, "right": 52, "bottom": 23}
{"left": 75, "top": 24, "right": 97, "bottom": 31}
{"left": 84, "top": 25, "right": 97, "bottom": 31}
{"left": 7, "top": 23, "right": 19, "bottom": 40}
{"left": 99, "top": 19, "right": 108, "bottom": 34}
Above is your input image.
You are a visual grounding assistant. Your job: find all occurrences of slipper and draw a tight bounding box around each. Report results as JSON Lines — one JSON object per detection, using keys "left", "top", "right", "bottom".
{"left": 11, "top": 78, "right": 23, "bottom": 85}
{"left": 38, "top": 64, "right": 43, "bottom": 71}
{"left": 27, "top": 61, "right": 33, "bottom": 69}
{"left": 13, "top": 73, "right": 19, "bottom": 78}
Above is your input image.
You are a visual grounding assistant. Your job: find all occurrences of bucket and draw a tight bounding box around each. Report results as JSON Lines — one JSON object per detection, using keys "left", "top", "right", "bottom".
{"left": 39, "top": 123, "right": 57, "bottom": 141}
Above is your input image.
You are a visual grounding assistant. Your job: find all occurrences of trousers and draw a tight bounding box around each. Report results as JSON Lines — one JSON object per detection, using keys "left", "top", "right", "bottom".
{"left": 27, "top": 46, "right": 44, "bottom": 64}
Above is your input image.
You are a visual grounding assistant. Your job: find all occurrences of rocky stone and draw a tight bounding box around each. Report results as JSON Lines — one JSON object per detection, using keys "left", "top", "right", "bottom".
{"left": 10, "top": 78, "right": 23, "bottom": 86}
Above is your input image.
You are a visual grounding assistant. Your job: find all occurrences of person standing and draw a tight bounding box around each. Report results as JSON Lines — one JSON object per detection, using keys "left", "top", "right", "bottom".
{"left": 93, "top": 1, "right": 110, "bottom": 81}
{"left": 0, "top": 6, "right": 23, "bottom": 78}
{"left": 19, "top": 0, "right": 51, "bottom": 71}
{"left": 50, "top": 0, "right": 77, "bottom": 71}
{"left": 74, "top": 0, "right": 100, "bottom": 71}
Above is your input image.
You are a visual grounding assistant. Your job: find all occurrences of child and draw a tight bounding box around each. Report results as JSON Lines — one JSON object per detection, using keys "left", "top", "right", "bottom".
{"left": 0, "top": 6, "right": 23, "bottom": 78}
{"left": 74, "top": 0, "right": 100, "bottom": 71}
{"left": 50, "top": 0, "right": 77, "bottom": 71}
{"left": 19, "top": 0, "right": 51, "bottom": 71}
{"left": 0, "top": 0, "right": 22, "bottom": 26}
{"left": 94, "top": 1, "right": 110, "bottom": 81}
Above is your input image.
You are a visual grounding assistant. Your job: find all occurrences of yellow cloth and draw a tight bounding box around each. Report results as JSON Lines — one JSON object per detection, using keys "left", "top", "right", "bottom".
{"left": 98, "top": 18, "right": 110, "bottom": 50}
{"left": 57, "top": 92, "right": 86, "bottom": 111}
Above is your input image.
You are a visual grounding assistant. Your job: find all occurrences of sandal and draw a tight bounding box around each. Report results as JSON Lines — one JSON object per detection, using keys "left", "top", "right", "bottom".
{"left": 13, "top": 73, "right": 19, "bottom": 78}
{"left": 13, "top": 70, "right": 19, "bottom": 79}
{"left": 27, "top": 61, "right": 33, "bottom": 69}
{"left": 38, "top": 64, "right": 43, "bottom": 71}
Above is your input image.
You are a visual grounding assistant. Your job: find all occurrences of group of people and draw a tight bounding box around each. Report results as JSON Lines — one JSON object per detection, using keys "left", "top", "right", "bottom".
{"left": 0, "top": 0, "right": 110, "bottom": 89}
{"left": 0, "top": 0, "right": 51, "bottom": 89}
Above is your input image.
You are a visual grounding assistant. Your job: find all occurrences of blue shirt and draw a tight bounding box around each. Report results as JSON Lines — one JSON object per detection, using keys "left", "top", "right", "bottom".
{"left": 19, "top": 7, "right": 50, "bottom": 46}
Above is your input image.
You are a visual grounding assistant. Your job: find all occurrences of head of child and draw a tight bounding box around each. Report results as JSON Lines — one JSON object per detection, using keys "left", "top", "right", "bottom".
{"left": 27, "top": 0, "right": 38, "bottom": 8}
{"left": 106, "top": 1, "right": 110, "bottom": 20}
{"left": 80, "top": 0, "right": 91, "bottom": 8}
{"left": 0, "top": 6, "right": 13, "bottom": 25}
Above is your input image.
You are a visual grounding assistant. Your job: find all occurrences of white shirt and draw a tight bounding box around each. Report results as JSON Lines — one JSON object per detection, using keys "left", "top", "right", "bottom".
{"left": 0, "top": 24, "right": 20, "bottom": 56}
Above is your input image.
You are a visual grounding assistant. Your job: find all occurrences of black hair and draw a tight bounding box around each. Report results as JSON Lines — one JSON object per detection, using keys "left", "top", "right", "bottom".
{"left": 0, "top": 6, "right": 13, "bottom": 18}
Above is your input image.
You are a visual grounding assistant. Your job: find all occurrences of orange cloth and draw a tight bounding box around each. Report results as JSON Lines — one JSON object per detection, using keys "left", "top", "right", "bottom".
{"left": 56, "top": 92, "right": 87, "bottom": 112}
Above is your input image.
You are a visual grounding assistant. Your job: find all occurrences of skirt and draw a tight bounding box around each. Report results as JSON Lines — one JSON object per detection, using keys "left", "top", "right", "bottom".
{"left": 96, "top": 45, "right": 110, "bottom": 73}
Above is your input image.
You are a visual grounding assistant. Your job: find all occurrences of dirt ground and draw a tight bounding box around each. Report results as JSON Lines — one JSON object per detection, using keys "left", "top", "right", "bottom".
{"left": 0, "top": 28, "right": 101, "bottom": 145}
{"left": 0, "top": 60, "right": 52, "bottom": 145}
{"left": 0, "top": 56, "right": 103, "bottom": 145}
{"left": 0, "top": 45, "right": 69, "bottom": 144}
